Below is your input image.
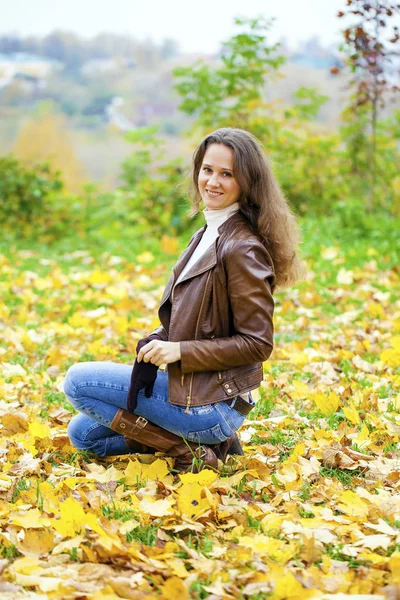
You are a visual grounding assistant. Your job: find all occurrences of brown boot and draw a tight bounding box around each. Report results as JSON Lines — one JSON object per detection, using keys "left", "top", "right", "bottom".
{"left": 213, "top": 432, "right": 244, "bottom": 462}
{"left": 124, "top": 438, "right": 156, "bottom": 453}
{"left": 125, "top": 432, "right": 243, "bottom": 460}
{"left": 109, "top": 408, "right": 218, "bottom": 473}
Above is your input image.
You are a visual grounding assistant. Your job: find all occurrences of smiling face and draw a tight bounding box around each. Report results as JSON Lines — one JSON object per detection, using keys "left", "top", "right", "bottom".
{"left": 198, "top": 143, "right": 241, "bottom": 210}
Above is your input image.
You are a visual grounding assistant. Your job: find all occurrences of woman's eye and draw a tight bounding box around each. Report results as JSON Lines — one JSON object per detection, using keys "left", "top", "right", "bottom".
{"left": 202, "top": 167, "right": 231, "bottom": 177}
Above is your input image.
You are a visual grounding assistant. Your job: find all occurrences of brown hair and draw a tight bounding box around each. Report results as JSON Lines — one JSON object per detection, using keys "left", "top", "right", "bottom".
{"left": 188, "top": 127, "right": 305, "bottom": 289}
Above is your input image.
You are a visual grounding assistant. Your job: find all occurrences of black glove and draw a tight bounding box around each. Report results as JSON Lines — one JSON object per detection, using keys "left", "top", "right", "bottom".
{"left": 127, "top": 333, "right": 162, "bottom": 412}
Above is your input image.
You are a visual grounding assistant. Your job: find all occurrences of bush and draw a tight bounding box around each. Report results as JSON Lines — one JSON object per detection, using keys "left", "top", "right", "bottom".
{"left": 0, "top": 155, "right": 63, "bottom": 223}
{"left": 119, "top": 126, "right": 201, "bottom": 237}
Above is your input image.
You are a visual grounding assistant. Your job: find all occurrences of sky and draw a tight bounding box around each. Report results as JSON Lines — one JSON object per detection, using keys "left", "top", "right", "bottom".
{"left": 0, "top": 0, "right": 347, "bottom": 53}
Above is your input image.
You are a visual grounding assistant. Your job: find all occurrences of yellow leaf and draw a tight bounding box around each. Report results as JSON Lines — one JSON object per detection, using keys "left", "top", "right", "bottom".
{"left": 380, "top": 336, "right": 400, "bottom": 367}
{"left": 358, "top": 551, "right": 387, "bottom": 565}
{"left": 105, "top": 285, "right": 128, "bottom": 300}
{"left": 14, "top": 573, "right": 64, "bottom": 593}
{"left": 286, "top": 442, "right": 306, "bottom": 464}
{"left": 87, "top": 464, "right": 122, "bottom": 483}
{"left": 67, "top": 313, "right": 90, "bottom": 328}
{"left": 276, "top": 463, "right": 303, "bottom": 491}
{"left": 389, "top": 552, "right": 400, "bottom": 584}
{"left": 367, "top": 302, "right": 384, "bottom": 318}
{"left": 358, "top": 422, "right": 370, "bottom": 442}
{"left": 179, "top": 469, "right": 218, "bottom": 486}
{"left": 337, "top": 490, "right": 369, "bottom": 518}
{"left": 161, "top": 236, "right": 179, "bottom": 255}
{"left": 29, "top": 420, "right": 52, "bottom": 439}
{"left": 51, "top": 495, "right": 106, "bottom": 538}
{"left": 125, "top": 457, "right": 171, "bottom": 484}
{"left": 210, "top": 470, "right": 257, "bottom": 491}
{"left": 291, "top": 380, "right": 310, "bottom": 399}
{"left": 10, "top": 508, "right": 52, "bottom": 529}
{"left": 290, "top": 353, "right": 309, "bottom": 368}
{"left": 137, "top": 252, "right": 154, "bottom": 264}
{"left": 17, "top": 528, "right": 55, "bottom": 555}
{"left": 12, "top": 556, "right": 42, "bottom": 574}
{"left": 269, "top": 565, "right": 319, "bottom": 599}
{"left": 115, "top": 316, "right": 129, "bottom": 332}
{"left": 52, "top": 535, "right": 85, "bottom": 555}
{"left": 164, "top": 557, "right": 190, "bottom": 579}
{"left": 118, "top": 520, "right": 140, "bottom": 535}
{"left": 88, "top": 270, "right": 112, "bottom": 285}
{"left": 138, "top": 496, "right": 175, "bottom": 517}
{"left": 1, "top": 362, "right": 27, "bottom": 377}
{"left": 1, "top": 413, "right": 29, "bottom": 435}
{"left": 238, "top": 535, "right": 297, "bottom": 563}
{"left": 312, "top": 391, "right": 340, "bottom": 416}
{"left": 343, "top": 400, "right": 361, "bottom": 425}
{"left": 161, "top": 576, "right": 188, "bottom": 599}
{"left": 177, "top": 482, "right": 212, "bottom": 520}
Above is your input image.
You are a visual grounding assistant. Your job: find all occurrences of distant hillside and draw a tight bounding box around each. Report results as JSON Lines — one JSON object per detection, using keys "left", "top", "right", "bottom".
{"left": 0, "top": 32, "right": 398, "bottom": 187}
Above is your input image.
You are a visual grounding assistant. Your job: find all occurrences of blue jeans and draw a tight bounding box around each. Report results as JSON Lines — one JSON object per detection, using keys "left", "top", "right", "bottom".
{"left": 63, "top": 361, "right": 254, "bottom": 457}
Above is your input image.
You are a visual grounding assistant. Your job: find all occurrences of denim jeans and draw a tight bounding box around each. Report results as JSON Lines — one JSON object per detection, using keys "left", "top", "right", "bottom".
{"left": 63, "top": 361, "right": 254, "bottom": 457}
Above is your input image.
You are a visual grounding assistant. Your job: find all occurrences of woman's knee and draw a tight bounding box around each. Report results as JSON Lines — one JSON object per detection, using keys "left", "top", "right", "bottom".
{"left": 67, "top": 414, "right": 98, "bottom": 452}
{"left": 67, "top": 415, "right": 87, "bottom": 449}
{"left": 63, "top": 362, "right": 92, "bottom": 399}
{"left": 67, "top": 423, "right": 107, "bottom": 458}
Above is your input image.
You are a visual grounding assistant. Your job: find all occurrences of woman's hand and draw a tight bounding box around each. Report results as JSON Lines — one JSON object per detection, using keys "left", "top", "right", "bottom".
{"left": 137, "top": 340, "right": 181, "bottom": 367}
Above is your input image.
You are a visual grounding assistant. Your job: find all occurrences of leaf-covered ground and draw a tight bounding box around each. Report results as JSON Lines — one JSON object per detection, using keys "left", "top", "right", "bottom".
{"left": 0, "top": 221, "right": 399, "bottom": 599}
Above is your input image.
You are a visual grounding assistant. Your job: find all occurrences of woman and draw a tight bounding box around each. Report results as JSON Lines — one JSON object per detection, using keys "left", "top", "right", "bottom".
{"left": 64, "top": 127, "right": 303, "bottom": 473}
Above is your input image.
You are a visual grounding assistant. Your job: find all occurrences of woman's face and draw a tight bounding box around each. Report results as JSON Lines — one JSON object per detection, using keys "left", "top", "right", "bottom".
{"left": 198, "top": 143, "right": 241, "bottom": 210}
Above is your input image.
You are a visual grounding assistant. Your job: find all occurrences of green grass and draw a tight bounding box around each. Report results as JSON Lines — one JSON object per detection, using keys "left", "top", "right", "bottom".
{"left": 102, "top": 503, "right": 139, "bottom": 522}
{"left": 125, "top": 522, "right": 159, "bottom": 547}
{"left": 325, "top": 542, "right": 370, "bottom": 569}
{"left": 39, "top": 390, "right": 75, "bottom": 418}
{"left": 320, "top": 466, "right": 366, "bottom": 487}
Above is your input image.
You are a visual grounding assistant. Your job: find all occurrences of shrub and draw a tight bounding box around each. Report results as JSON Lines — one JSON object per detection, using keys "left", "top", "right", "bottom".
{"left": 0, "top": 155, "right": 63, "bottom": 223}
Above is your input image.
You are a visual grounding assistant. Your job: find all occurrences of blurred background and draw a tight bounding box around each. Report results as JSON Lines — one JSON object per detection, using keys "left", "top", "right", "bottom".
{"left": 0, "top": 0, "right": 399, "bottom": 247}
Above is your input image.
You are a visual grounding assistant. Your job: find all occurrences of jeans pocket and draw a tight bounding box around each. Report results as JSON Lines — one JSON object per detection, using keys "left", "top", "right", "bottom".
{"left": 215, "top": 401, "right": 246, "bottom": 435}
{"left": 187, "top": 423, "right": 228, "bottom": 444}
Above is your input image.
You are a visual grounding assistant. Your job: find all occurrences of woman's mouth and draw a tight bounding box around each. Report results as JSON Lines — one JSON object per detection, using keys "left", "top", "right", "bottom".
{"left": 206, "top": 189, "right": 223, "bottom": 198}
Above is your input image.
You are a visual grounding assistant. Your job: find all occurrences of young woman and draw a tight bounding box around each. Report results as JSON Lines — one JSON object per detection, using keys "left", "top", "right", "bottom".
{"left": 63, "top": 127, "right": 303, "bottom": 473}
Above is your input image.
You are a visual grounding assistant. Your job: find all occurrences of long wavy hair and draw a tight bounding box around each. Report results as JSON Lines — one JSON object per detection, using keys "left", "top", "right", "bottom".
{"left": 187, "top": 127, "right": 306, "bottom": 289}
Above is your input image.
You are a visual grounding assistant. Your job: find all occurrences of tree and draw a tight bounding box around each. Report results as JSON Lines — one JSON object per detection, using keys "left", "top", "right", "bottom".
{"left": 173, "top": 16, "right": 286, "bottom": 131}
{"left": 332, "top": 1, "right": 400, "bottom": 210}
{"left": 13, "top": 105, "right": 87, "bottom": 193}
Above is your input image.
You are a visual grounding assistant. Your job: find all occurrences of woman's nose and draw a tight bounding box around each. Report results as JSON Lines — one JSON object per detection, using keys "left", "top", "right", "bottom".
{"left": 208, "top": 173, "right": 220, "bottom": 187}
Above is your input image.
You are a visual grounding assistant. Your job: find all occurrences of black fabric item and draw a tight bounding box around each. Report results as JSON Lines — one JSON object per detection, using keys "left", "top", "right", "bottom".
{"left": 127, "top": 333, "right": 162, "bottom": 413}
{"left": 224, "top": 395, "right": 254, "bottom": 416}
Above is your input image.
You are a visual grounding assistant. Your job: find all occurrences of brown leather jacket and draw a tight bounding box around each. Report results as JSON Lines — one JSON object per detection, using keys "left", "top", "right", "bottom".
{"left": 151, "top": 211, "right": 276, "bottom": 412}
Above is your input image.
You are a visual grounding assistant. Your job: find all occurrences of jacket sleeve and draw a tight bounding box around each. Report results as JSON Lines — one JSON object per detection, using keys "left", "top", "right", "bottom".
{"left": 149, "top": 324, "right": 168, "bottom": 341}
{"left": 179, "top": 241, "right": 275, "bottom": 373}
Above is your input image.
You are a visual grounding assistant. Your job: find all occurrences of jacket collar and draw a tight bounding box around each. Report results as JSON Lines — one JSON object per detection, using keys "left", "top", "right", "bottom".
{"left": 172, "top": 211, "right": 245, "bottom": 285}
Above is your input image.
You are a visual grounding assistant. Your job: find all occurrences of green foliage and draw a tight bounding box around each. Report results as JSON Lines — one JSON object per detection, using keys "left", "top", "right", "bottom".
{"left": 173, "top": 16, "right": 342, "bottom": 214}
{"left": 172, "top": 15, "right": 400, "bottom": 218}
{"left": 119, "top": 125, "right": 201, "bottom": 236}
{"left": 0, "top": 154, "right": 63, "bottom": 223}
{"left": 339, "top": 106, "right": 400, "bottom": 213}
{"left": 2, "top": 14, "right": 400, "bottom": 239}
{"left": 173, "top": 15, "right": 286, "bottom": 130}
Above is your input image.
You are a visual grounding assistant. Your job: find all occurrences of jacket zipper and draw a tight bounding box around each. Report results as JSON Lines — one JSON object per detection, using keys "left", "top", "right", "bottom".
{"left": 185, "top": 270, "right": 212, "bottom": 413}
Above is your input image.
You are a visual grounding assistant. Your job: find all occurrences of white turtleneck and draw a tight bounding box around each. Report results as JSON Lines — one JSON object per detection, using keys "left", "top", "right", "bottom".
{"left": 175, "top": 201, "right": 240, "bottom": 286}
